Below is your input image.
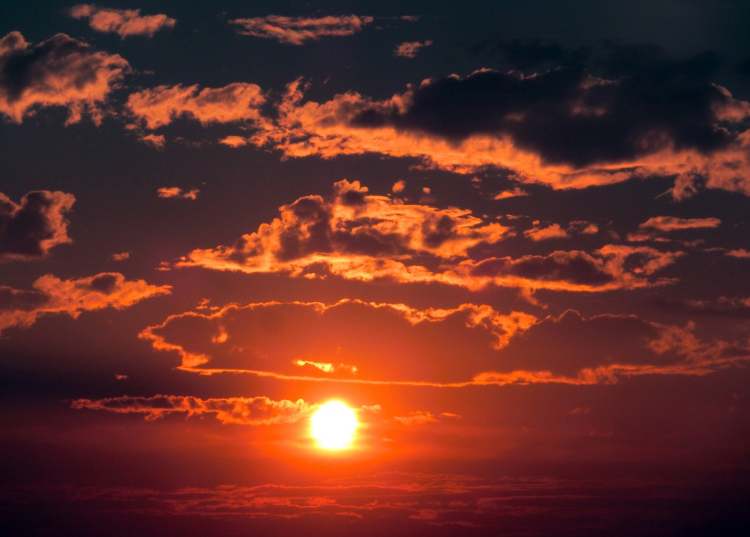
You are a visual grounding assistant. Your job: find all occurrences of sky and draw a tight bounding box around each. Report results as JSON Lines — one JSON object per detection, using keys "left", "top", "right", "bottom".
{"left": 1, "top": 1, "right": 750, "bottom": 536}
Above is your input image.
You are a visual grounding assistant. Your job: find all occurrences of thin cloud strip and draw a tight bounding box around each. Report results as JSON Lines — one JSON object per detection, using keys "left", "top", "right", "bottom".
{"left": 230, "top": 15, "right": 374, "bottom": 45}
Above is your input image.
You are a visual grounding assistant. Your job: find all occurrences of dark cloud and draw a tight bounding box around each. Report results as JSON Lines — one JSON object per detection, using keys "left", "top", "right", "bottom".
{"left": 351, "top": 51, "right": 732, "bottom": 168}
{"left": 0, "top": 190, "right": 75, "bottom": 262}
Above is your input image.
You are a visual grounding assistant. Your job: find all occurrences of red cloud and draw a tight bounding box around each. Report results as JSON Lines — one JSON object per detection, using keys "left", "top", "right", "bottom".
{"left": 127, "top": 83, "right": 265, "bottom": 130}
{"left": 0, "top": 31, "right": 129, "bottom": 124}
{"left": 0, "top": 272, "right": 171, "bottom": 334}
{"left": 230, "top": 15, "right": 373, "bottom": 45}
{"left": 138, "top": 299, "right": 537, "bottom": 379}
{"left": 136, "top": 299, "right": 748, "bottom": 388}
{"left": 1, "top": 190, "right": 75, "bottom": 262}
{"left": 69, "top": 4, "right": 176, "bottom": 38}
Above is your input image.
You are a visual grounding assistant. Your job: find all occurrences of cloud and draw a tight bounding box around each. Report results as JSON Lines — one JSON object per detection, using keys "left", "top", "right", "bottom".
{"left": 72, "top": 395, "right": 313, "bottom": 425}
{"left": 524, "top": 223, "right": 569, "bottom": 241}
{"left": 248, "top": 52, "right": 750, "bottom": 195}
{"left": 137, "top": 297, "right": 747, "bottom": 386}
{"left": 127, "top": 83, "right": 265, "bottom": 130}
{"left": 493, "top": 187, "right": 528, "bottom": 200}
{"left": 157, "top": 187, "right": 199, "bottom": 200}
{"left": 638, "top": 216, "right": 722, "bottom": 232}
{"left": 229, "top": 15, "right": 373, "bottom": 45}
{"left": 726, "top": 248, "right": 750, "bottom": 259}
{"left": 0, "top": 31, "right": 129, "bottom": 124}
{"left": 1, "top": 190, "right": 75, "bottom": 262}
{"left": 69, "top": 4, "right": 176, "bottom": 38}
{"left": 394, "top": 410, "right": 459, "bottom": 426}
{"left": 138, "top": 298, "right": 537, "bottom": 380}
{"left": 173, "top": 180, "right": 676, "bottom": 292}
{"left": 139, "top": 133, "right": 165, "bottom": 149}
{"left": 395, "top": 40, "right": 433, "bottom": 59}
{"left": 0, "top": 272, "right": 171, "bottom": 334}
{"left": 111, "top": 251, "right": 130, "bottom": 262}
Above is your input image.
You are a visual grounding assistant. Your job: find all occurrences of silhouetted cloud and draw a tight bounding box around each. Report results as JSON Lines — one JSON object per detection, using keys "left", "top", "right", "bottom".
{"left": 1, "top": 190, "right": 75, "bottom": 262}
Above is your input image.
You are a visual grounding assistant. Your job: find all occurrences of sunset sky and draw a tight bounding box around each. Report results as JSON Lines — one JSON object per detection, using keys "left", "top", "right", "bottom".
{"left": 2, "top": 1, "right": 750, "bottom": 536}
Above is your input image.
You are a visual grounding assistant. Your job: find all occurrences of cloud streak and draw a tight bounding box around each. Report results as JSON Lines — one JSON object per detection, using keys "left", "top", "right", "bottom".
{"left": 230, "top": 15, "right": 373, "bottom": 45}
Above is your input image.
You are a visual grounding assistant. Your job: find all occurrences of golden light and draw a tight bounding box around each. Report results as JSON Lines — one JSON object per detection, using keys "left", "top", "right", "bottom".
{"left": 310, "top": 400, "right": 359, "bottom": 451}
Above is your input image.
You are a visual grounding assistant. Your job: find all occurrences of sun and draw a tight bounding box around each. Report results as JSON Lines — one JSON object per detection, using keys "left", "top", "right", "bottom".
{"left": 310, "top": 400, "right": 359, "bottom": 451}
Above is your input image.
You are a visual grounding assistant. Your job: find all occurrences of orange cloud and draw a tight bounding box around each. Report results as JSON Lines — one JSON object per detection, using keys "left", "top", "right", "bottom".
{"left": 246, "top": 72, "right": 750, "bottom": 196}
{"left": 524, "top": 223, "right": 569, "bottom": 241}
{"left": 139, "top": 133, "right": 166, "bottom": 149}
{"left": 1, "top": 190, "right": 75, "bottom": 262}
{"left": 127, "top": 83, "right": 265, "bottom": 130}
{"left": 111, "top": 251, "right": 131, "bottom": 262}
{"left": 157, "top": 187, "right": 199, "bottom": 200}
{"left": 230, "top": 15, "right": 374, "bottom": 45}
{"left": 69, "top": 4, "right": 176, "bottom": 38}
{"left": 395, "top": 40, "right": 433, "bottom": 58}
{"left": 0, "top": 31, "right": 129, "bottom": 124}
{"left": 0, "top": 272, "right": 171, "bottom": 334}
{"left": 174, "top": 181, "right": 679, "bottom": 292}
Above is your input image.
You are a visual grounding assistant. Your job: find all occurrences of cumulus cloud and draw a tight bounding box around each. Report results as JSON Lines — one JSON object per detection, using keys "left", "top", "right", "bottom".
{"left": 395, "top": 40, "right": 432, "bottom": 58}
{"left": 229, "top": 15, "right": 373, "bottom": 45}
{"left": 127, "top": 83, "right": 265, "bottom": 130}
{"left": 173, "top": 180, "right": 680, "bottom": 292}
{"left": 1, "top": 190, "right": 75, "bottom": 262}
{"left": 139, "top": 298, "right": 537, "bottom": 380}
{"left": 157, "top": 187, "right": 199, "bottom": 200}
{"left": 69, "top": 4, "right": 176, "bottom": 38}
{"left": 72, "top": 395, "right": 312, "bottom": 425}
{"left": 0, "top": 272, "right": 171, "bottom": 334}
{"left": 0, "top": 31, "right": 129, "bottom": 124}
{"left": 247, "top": 47, "right": 750, "bottom": 196}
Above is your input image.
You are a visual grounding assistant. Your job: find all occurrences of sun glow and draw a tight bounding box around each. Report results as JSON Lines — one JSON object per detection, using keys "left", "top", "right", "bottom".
{"left": 310, "top": 400, "right": 359, "bottom": 451}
